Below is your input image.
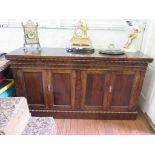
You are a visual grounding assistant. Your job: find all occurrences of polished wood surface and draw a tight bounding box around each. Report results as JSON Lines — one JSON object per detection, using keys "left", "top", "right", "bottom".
{"left": 81, "top": 70, "right": 107, "bottom": 111}
{"left": 16, "top": 69, "right": 48, "bottom": 109}
{"left": 6, "top": 47, "right": 153, "bottom": 61}
{"left": 50, "top": 70, "right": 76, "bottom": 110}
{"left": 52, "top": 72, "right": 71, "bottom": 106}
{"left": 23, "top": 72, "right": 44, "bottom": 107}
{"left": 6, "top": 48, "right": 153, "bottom": 119}
{"left": 55, "top": 112, "right": 153, "bottom": 135}
{"left": 111, "top": 72, "right": 134, "bottom": 106}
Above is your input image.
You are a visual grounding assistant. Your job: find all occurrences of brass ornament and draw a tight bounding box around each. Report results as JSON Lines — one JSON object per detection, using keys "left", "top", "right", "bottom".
{"left": 71, "top": 20, "right": 93, "bottom": 49}
{"left": 124, "top": 27, "right": 140, "bottom": 49}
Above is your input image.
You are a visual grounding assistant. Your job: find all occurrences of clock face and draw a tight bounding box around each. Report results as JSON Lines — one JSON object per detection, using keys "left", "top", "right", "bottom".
{"left": 24, "top": 28, "right": 38, "bottom": 44}
{"left": 75, "top": 29, "right": 83, "bottom": 37}
{"left": 26, "top": 31, "right": 36, "bottom": 39}
{"left": 22, "top": 20, "right": 40, "bottom": 48}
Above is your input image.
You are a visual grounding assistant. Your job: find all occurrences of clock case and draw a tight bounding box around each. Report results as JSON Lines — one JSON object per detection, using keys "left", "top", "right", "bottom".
{"left": 22, "top": 20, "right": 41, "bottom": 52}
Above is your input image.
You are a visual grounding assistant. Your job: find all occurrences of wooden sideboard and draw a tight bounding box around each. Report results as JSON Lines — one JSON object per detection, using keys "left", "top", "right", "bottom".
{"left": 6, "top": 48, "right": 153, "bottom": 119}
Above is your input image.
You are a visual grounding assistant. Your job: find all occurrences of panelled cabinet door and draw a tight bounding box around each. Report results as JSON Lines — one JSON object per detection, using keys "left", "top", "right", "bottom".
{"left": 81, "top": 70, "right": 110, "bottom": 111}
{"left": 16, "top": 69, "right": 48, "bottom": 110}
{"left": 108, "top": 71, "right": 143, "bottom": 112}
{"left": 47, "top": 70, "right": 76, "bottom": 110}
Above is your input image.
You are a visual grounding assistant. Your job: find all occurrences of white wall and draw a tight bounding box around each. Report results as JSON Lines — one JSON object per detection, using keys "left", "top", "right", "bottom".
{"left": 0, "top": 20, "right": 144, "bottom": 53}
{"left": 140, "top": 20, "right": 155, "bottom": 125}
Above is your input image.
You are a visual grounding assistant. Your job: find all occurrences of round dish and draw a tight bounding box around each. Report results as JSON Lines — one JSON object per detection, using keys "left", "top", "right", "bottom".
{"left": 99, "top": 50, "right": 125, "bottom": 55}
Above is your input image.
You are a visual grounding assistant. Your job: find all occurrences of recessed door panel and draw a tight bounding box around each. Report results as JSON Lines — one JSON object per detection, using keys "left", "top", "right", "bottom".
{"left": 111, "top": 74, "right": 134, "bottom": 106}
{"left": 85, "top": 74, "right": 105, "bottom": 106}
{"left": 81, "top": 70, "right": 109, "bottom": 111}
{"left": 49, "top": 70, "right": 76, "bottom": 110}
{"left": 52, "top": 73, "right": 71, "bottom": 106}
{"left": 22, "top": 71, "right": 46, "bottom": 109}
{"left": 109, "top": 71, "right": 137, "bottom": 112}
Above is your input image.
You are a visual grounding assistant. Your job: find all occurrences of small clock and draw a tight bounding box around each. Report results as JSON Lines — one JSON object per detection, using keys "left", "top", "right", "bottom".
{"left": 75, "top": 29, "right": 83, "bottom": 37}
{"left": 26, "top": 31, "right": 36, "bottom": 39}
{"left": 22, "top": 20, "right": 41, "bottom": 52}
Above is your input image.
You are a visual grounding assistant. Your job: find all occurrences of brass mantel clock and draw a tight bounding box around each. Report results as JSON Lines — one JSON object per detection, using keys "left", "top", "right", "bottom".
{"left": 67, "top": 20, "right": 94, "bottom": 53}
{"left": 71, "top": 20, "right": 93, "bottom": 49}
{"left": 22, "top": 20, "right": 41, "bottom": 52}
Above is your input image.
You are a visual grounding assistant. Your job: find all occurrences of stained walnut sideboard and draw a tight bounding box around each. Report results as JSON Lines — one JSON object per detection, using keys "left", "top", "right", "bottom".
{"left": 5, "top": 48, "right": 153, "bottom": 119}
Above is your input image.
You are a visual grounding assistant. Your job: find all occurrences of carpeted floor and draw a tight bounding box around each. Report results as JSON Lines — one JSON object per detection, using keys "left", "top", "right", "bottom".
{"left": 22, "top": 117, "right": 57, "bottom": 135}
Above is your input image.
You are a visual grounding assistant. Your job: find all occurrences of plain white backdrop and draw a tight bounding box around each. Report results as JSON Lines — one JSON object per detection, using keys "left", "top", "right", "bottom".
{"left": 0, "top": 19, "right": 145, "bottom": 52}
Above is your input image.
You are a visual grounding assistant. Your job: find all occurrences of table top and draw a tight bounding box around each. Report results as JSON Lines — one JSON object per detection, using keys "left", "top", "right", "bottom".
{"left": 6, "top": 47, "right": 153, "bottom": 63}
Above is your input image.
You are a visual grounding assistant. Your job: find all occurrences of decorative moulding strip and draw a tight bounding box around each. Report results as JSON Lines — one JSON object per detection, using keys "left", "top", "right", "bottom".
{"left": 7, "top": 57, "right": 150, "bottom": 64}
{"left": 30, "top": 109, "right": 138, "bottom": 114}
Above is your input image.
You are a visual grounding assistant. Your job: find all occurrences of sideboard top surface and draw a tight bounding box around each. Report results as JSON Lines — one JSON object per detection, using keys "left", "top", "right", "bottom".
{"left": 6, "top": 47, "right": 153, "bottom": 63}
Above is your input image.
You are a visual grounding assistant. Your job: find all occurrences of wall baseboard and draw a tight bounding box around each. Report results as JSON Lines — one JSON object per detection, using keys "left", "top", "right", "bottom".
{"left": 144, "top": 112, "right": 155, "bottom": 132}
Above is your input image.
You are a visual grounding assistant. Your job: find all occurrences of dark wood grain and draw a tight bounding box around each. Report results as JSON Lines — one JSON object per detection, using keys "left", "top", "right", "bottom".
{"left": 81, "top": 70, "right": 107, "bottom": 111}
{"left": 49, "top": 70, "right": 76, "bottom": 111}
{"left": 5, "top": 47, "right": 154, "bottom": 62}
{"left": 22, "top": 71, "right": 46, "bottom": 109}
{"left": 85, "top": 74, "right": 105, "bottom": 106}
{"left": 52, "top": 73, "right": 71, "bottom": 106}
{"left": 111, "top": 71, "right": 135, "bottom": 107}
{"left": 6, "top": 48, "right": 153, "bottom": 119}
